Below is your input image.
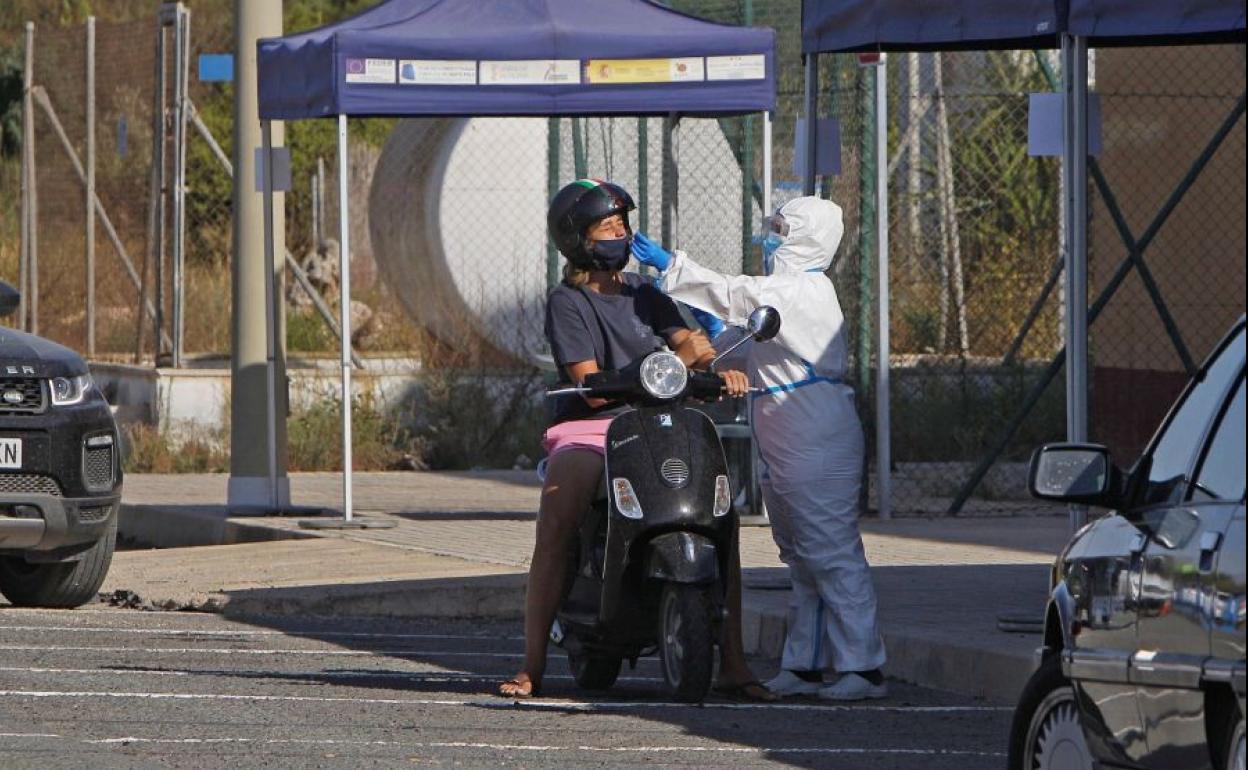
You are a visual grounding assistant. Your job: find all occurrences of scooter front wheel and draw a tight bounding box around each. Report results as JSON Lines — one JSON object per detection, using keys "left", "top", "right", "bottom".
{"left": 658, "top": 582, "right": 715, "bottom": 703}
{"left": 568, "top": 653, "right": 622, "bottom": 690}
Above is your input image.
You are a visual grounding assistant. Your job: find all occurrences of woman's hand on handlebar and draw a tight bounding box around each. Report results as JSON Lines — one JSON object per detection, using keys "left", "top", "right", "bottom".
{"left": 719, "top": 369, "right": 750, "bottom": 398}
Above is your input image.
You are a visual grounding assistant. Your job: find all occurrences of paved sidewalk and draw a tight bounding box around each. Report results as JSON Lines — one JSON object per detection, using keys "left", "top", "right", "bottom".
{"left": 109, "top": 472, "right": 1070, "bottom": 703}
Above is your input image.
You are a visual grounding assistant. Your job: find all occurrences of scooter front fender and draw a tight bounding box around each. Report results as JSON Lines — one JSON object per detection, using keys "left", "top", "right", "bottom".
{"left": 645, "top": 532, "right": 719, "bottom": 584}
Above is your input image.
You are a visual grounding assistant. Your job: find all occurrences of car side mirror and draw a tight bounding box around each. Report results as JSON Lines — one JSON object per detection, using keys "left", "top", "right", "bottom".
{"left": 0, "top": 282, "right": 20, "bottom": 318}
{"left": 1029, "top": 443, "right": 1124, "bottom": 508}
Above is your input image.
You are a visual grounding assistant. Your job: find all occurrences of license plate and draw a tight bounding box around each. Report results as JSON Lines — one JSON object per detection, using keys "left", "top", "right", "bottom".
{"left": 0, "top": 437, "right": 21, "bottom": 469}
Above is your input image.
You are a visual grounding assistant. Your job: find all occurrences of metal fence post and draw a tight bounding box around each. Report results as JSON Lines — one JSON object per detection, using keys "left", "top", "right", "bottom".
{"left": 154, "top": 16, "right": 168, "bottom": 363}
{"left": 171, "top": 4, "right": 191, "bottom": 367}
{"left": 661, "top": 116, "right": 678, "bottom": 248}
{"left": 316, "top": 155, "right": 326, "bottom": 248}
{"left": 19, "top": 21, "right": 33, "bottom": 331}
{"left": 637, "top": 117, "right": 649, "bottom": 234}
{"left": 23, "top": 22, "right": 39, "bottom": 335}
{"left": 857, "top": 61, "right": 876, "bottom": 401}
{"left": 572, "top": 117, "right": 587, "bottom": 179}
{"left": 86, "top": 16, "right": 96, "bottom": 357}
{"left": 875, "top": 56, "right": 892, "bottom": 520}
{"left": 803, "top": 53, "right": 818, "bottom": 196}
{"left": 857, "top": 58, "right": 877, "bottom": 516}
{"left": 1062, "top": 33, "right": 1090, "bottom": 532}
{"left": 547, "top": 117, "right": 560, "bottom": 290}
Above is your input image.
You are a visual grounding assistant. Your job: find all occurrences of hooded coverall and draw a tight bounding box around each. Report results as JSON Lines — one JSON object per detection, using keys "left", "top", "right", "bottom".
{"left": 658, "top": 197, "right": 886, "bottom": 674}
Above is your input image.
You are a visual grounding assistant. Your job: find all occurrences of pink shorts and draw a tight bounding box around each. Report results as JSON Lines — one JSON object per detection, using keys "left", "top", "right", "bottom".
{"left": 542, "top": 418, "right": 613, "bottom": 458}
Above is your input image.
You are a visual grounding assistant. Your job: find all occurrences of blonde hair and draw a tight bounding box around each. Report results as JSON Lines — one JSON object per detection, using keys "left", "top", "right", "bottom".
{"left": 562, "top": 262, "right": 591, "bottom": 287}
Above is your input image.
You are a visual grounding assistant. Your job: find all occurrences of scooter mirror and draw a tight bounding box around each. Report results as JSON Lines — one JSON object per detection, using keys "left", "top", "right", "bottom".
{"left": 747, "top": 306, "right": 781, "bottom": 342}
{"left": 708, "top": 306, "right": 782, "bottom": 371}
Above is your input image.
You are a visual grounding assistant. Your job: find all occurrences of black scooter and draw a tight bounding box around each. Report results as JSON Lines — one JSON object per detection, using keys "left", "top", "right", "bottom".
{"left": 547, "top": 306, "right": 781, "bottom": 702}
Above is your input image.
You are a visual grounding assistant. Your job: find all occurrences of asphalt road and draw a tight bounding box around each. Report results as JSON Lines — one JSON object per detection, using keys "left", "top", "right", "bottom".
{"left": 0, "top": 606, "right": 1012, "bottom": 769}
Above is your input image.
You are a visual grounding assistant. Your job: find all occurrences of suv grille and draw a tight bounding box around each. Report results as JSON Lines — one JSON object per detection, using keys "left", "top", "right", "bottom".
{"left": 0, "top": 473, "right": 63, "bottom": 496}
{"left": 0, "top": 378, "right": 46, "bottom": 415}
{"left": 83, "top": 444, "right": 116, "bottom": 490}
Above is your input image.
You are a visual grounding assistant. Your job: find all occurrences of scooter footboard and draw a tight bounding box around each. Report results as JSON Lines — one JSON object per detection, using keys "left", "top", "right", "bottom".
{"left": 645, "top": 532, "right": 719, "bottom": 584}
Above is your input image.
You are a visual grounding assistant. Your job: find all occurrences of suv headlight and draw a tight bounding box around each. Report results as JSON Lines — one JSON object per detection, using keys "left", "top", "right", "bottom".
{"left": 639, "top": 352, "right": 688, "bottom": 399}
{"left": 50, "top": 374, "right": 93, "bottom": 406}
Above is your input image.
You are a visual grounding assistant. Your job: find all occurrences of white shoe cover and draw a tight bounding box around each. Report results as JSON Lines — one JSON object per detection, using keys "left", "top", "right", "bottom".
{"left": 818, "top": 673, "right": 888, "bottom": 701}
{"left": 763, "top": 670, "right": 822, "bottom": 697}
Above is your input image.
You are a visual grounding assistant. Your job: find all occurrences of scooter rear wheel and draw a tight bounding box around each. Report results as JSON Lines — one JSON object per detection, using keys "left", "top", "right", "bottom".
{"left": 568, "top": 653, "right": 622, "bottom": 690}
{"left": 658, "top": 582, "right": 715, "bottom": 703}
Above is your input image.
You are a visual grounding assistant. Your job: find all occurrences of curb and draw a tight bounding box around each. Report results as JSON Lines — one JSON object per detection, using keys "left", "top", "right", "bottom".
{"left": 120, "top": 504, "right": 315, "bottom": 548}
{"left": 219, "top": 574, "right": 527, "bottom": 622}
{"left": 739, "top": 597, "right": 1033, "bottom": 704}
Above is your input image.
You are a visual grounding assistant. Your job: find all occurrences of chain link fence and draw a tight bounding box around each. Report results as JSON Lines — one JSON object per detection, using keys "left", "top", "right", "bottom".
{"left": 3, "top": 4, "right": 1243, "bottom": 494}
{"left": 1088, "top": 44, "right": 1246, "bottom": 460}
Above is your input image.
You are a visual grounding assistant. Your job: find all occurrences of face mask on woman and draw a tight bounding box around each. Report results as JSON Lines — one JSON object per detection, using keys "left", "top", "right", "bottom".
{"left": 588, "top": 236, "right": 632, "bottom": 271}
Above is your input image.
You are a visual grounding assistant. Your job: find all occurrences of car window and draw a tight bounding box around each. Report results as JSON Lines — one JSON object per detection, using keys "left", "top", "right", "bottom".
{"left": 1190, "top": 376, "right": 1245, "bottom": 502}
{"left": 1141, "top": 326, "right": 1244, "bottom": 506}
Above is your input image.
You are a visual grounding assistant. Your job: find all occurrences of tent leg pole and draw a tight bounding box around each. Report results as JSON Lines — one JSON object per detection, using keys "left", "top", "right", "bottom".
{"left": 762, "top": 110, "right": 772, "bottom": 219}
{"left": 338, "top": 113, "right": 353, "bottom": 522}
{"left": 803, "top": 53, "right": 818, "bottom": 195}
{"left": 1062, "top": 34, "right": 1089, "bottom": 533}
{"left": 261, "top": 120, "right": 279, "bottom": 512}
{"left": 875, "top": 59, "right": 891, "bottom": 520}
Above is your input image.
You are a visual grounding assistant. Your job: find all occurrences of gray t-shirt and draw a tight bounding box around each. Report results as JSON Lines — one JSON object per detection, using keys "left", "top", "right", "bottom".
{"left": 545, "top": 273, "right": 688, "bottom": 424}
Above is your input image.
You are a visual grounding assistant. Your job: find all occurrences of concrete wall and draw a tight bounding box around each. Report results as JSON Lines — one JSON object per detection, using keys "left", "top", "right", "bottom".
{"left": 90, "top": 357, "right": 423, "bottom": 445}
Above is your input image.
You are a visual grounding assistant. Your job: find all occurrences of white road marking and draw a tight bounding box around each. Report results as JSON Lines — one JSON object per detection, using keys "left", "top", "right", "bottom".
{"left": 0, "top": 644, "right": 552, "bottom": 658}
{"left": 0, "top": 689, "right": 1010, "bottom": 713}
{"left": 0, "top": 625, "right": 523, "bottom": 642}
{"left": 0, "top": 665, "right": 662, "bottom": 684}
{"left": 59, "top": 735, "right": 1004, "bottom": 757}
{"left": 0, "top": 732, "right": 61, "bottom": 738}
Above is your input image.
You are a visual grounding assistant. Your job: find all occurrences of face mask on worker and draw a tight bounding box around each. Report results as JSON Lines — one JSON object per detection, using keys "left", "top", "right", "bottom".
{"left": 587, "top": 236, "right": 632, "bottom": 271}
{"left": 762, "top": 233, "right": 784, "bottom": 275}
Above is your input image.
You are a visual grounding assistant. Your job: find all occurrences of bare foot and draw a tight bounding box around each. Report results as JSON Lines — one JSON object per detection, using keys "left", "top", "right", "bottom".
{"left": 498, "top": 672, "right": 540, "bottom": 699}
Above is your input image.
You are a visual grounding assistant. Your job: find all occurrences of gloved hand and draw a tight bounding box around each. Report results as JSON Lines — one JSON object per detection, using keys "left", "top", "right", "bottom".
{"left": 631, "top": 232, "right": 672, "bottom": 271}
{"left": 687, "top": 304, "right": 726, "bottom": 340}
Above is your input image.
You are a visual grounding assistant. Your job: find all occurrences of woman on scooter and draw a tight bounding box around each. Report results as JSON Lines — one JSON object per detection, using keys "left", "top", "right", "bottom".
{"left": 497, "top": 179, "right": 771, "bottom": 701}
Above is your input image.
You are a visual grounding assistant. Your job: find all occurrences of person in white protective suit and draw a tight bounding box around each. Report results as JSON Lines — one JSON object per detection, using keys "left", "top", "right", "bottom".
{"left": 631, "top": 196, "right": 888, "bottom": 701}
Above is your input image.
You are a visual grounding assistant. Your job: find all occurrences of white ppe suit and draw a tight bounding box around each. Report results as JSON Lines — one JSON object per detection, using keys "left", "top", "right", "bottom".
{"left": 660, "top": 197, "right": 886, "bottom": 674}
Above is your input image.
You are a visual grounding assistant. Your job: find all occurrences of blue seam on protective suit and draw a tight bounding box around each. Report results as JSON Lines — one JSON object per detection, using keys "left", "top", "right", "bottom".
{"left": 752, "top": 358, "right": 844, "bottom": 398}
{"left": 810, "top": 598, "right": 824, "bottom": 671}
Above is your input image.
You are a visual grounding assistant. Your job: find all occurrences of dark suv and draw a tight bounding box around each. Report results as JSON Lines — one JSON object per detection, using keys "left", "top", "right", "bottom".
{"left": 0, "top": 281, "right": 122, "bottom": 608}
{"left": 1010, "top": 316, "right": 1245, "bottom": 770}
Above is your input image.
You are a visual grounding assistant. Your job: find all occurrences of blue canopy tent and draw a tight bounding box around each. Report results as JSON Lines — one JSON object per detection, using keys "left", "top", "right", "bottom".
{"left": 254, "top": 0, "right": 776, "bottom": 519}
{"left": 800, "top": 0, "right": 1245, "bottom": 522}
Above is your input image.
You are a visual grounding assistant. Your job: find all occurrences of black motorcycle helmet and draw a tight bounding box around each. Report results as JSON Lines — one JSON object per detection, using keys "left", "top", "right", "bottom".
{"left": 547, "top": 179, "right": 636, "bottom": 268}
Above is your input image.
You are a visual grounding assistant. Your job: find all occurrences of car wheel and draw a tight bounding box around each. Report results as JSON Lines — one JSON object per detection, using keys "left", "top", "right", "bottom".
{"left": 1008, "top": 655, "right": 1094, "bottom": 770}
{"left": 1220, "top": 708, "right": 1245, "bottom": 770}
{"left": 0, "top": 517, "right": 116, "bottom": 608}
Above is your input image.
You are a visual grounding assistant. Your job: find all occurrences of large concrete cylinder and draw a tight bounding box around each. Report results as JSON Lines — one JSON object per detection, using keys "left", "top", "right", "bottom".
{"left": 369, "top": 117, "right": 748, "bottom": 366}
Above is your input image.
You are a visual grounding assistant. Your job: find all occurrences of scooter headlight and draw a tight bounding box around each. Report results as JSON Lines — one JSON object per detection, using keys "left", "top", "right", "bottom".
{"left": 639, "top": 352, "right": 688, "bottom": 400}
{"left": 612, "top": 478, "right": 644, "bottom": 520}
{"left": 713, "top": 475, "right": 732, "bottom": 517}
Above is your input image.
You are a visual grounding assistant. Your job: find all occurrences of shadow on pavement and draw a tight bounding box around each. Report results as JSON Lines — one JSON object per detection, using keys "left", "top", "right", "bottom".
{"left": 191, "top": 564, "right": 1032, "bottom": 768}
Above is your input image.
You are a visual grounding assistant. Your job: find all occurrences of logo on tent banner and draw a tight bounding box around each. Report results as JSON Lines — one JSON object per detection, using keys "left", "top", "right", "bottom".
{"left": 345, "top": 58, "right": 397, "bottom": 84}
